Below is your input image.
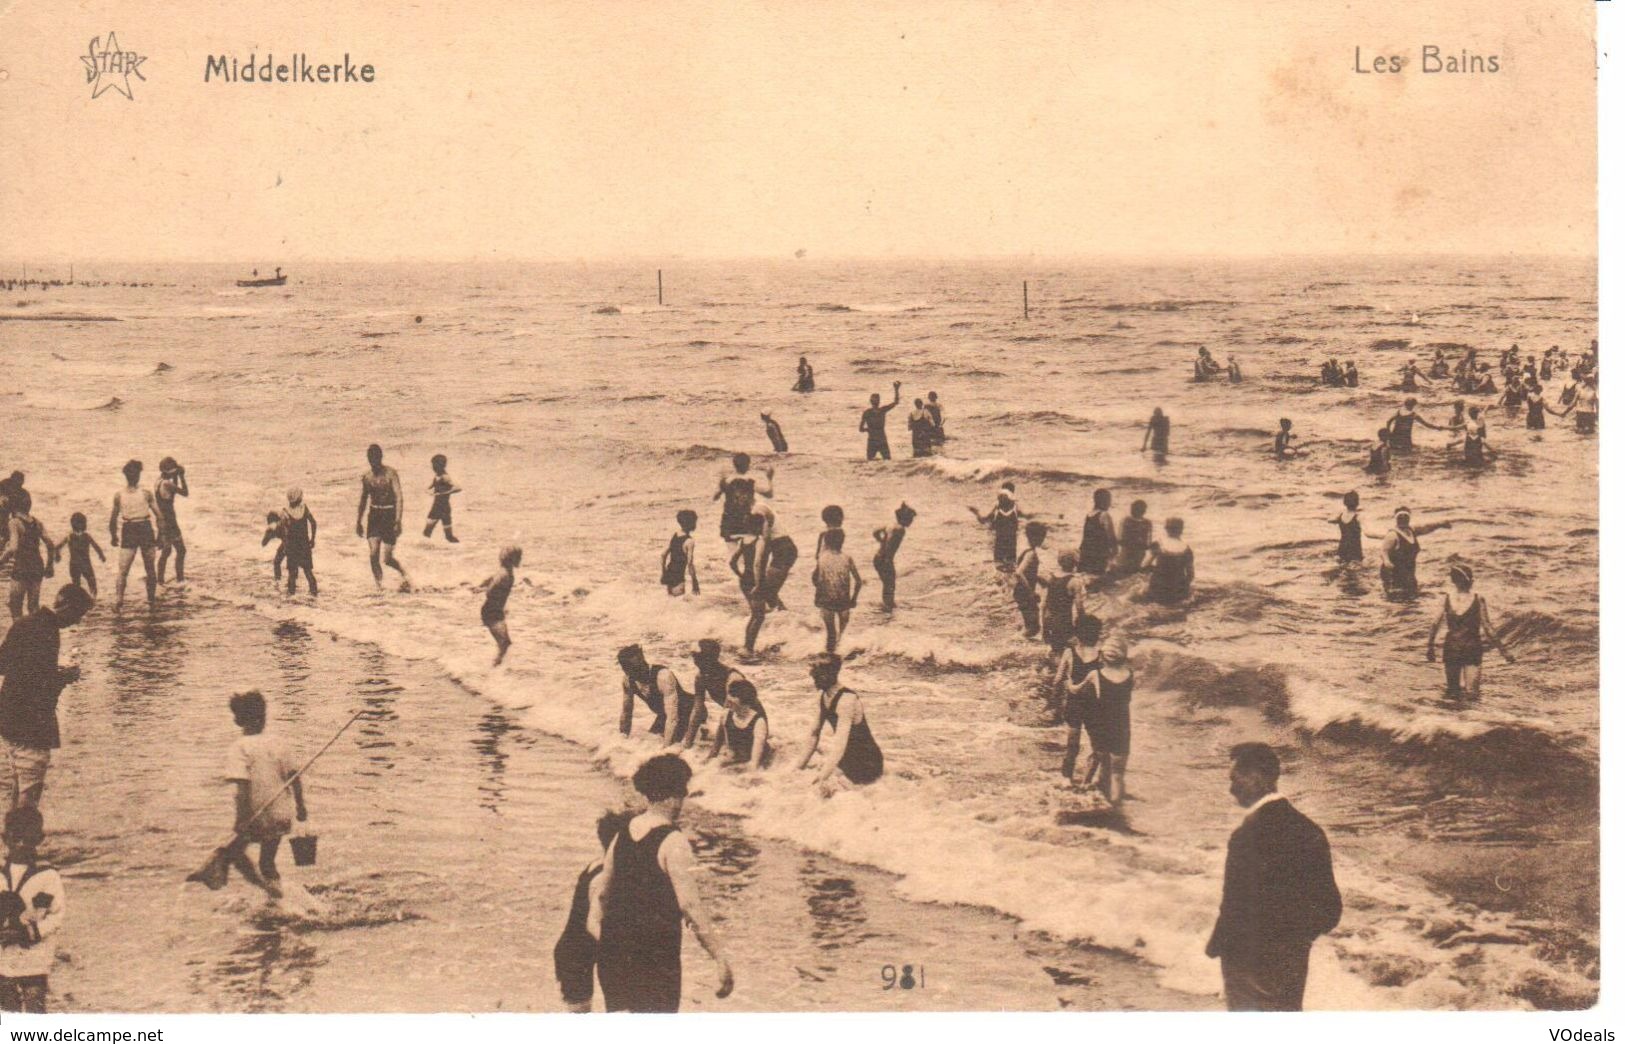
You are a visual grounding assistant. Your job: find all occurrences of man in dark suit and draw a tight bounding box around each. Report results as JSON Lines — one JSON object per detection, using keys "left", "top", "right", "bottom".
{"left": 1206, "top": 742, "right": 1341, "bottom": 1011}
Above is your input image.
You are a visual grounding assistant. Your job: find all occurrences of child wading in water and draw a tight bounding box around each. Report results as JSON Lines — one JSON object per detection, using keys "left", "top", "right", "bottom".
{"left": 221, "top": 691, "right": 306, "bottom": 901}
{"left": 424, "top": 454, "right": 461, "bottom": 542}
{"left": 55, "top": 513, "right": 105, "bottom": 599}
{"left": 0, "top": 806, "right": 64, "bottom": 1013}
{"left": 280, "top": 488, "right": 318, "bottom": 595}
{"left": 477, "top": 546, "right": 523, "bottom": 665}
{"left": 659, "top": 510, "right": 699, "bottom": 596}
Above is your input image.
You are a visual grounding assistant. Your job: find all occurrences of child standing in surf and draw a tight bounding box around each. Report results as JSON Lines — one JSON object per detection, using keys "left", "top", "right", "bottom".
{"left": 55, "top": 514, "right": 105, "bottom": 599}
{"left": 660, "top": 510, "right": 699, "bottom": 596}
{"left": 477, "top": 545, "right": 522, "bottom": 665}
{"left": 424, "top": 454, "right": 461, "bottom": 543}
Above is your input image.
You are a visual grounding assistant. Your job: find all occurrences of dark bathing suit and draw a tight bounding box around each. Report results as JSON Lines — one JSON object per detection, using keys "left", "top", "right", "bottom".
{"left": 861, "top": 407, "right": 893, "bottom": 460}
{"left": 482, "top": 571, "right": 513, "bottom": 625}
{"left": 1041, "top": 577, "right": 1076, "bottom": 652}
{"left": 363, "top": 471, "right": 399, "bottom": 541}
{"left": 155, "top": 481, "right": 181, "bottom": 543}
{"left": 1093, "top": 670, "right": 1133, "bottom": 756}
{"left": 598, "top": 824, "right": 683, "bottom": 1013}
{"left": 660, "top": 532, "right": 690, "bottom": 588}
{"left": 1078, "top": 512, "right": 1114, "bottom": 575}
{"left": 1526, "top": 395, "right": 1546, "bottom": 431}
{"left": 1117, "top": 517, "right": 1151, "bottom": 574}
{"left": 282, "top": 509, "right": 314, "bottom": 569}
{"left": 719, "top": 476, "right": 755, "bottom": 539}
{"left": 1383, "top": 532, "right": 1420, "bottom": 594}
{"left": 631, "top": 665, "right": 692, "bottom": 736}
{"left": 1389, "top": 412, "right": 1417, "bottom": 452}
{"left": 1441, "top": 594, "right": 1484, "bottom": 697}
{"left": 1148, "top": 547, "right": 1193, "bottom": 605}
{"left": 1336, "top": 515, "right": 1363, "bottom": 563}
{"left": 1464, "top": 426, "right": 1486, "bottom": 467}
{"left": 1061, "top": 647, "right": 1102, "bottom": 731}
{"left": 721, "top": 709, "right": 770, "bottom": 765}
{"left": 9, "top": 520, "right": 44, "bottom": 582}
{"left": 991, "top": 506, "right": 1019, "bottom": 565}
{"left": 428, "top": 478, "right": 454, "bottom": 523}
{"left": 553, "top": 862, "right": 604, "bottom": 1005}
{"left": 1149, "top": 416, "right": 1170, "bottom": 454}
{"left": 820, "top": 688, "right": 883, "bottom": 785}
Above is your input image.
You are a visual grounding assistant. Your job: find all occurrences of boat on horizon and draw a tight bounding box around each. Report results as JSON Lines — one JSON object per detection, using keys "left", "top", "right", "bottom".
{"left": 236, "top": 266, "right": 286, "bottom": 288}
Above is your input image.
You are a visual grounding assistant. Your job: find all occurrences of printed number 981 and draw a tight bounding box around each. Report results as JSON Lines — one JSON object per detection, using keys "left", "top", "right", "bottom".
{"left": 881, "top": 964, "right": 923, "bottom": 990}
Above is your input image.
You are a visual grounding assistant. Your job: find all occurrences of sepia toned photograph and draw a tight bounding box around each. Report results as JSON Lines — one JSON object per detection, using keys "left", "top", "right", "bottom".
{"left": 0, "top": 0, "right": 1602, "bottom": 1022}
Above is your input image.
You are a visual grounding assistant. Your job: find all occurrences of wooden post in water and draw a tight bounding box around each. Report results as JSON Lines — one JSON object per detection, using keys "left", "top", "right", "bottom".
{"left": 1023, "top": 281, "right": 1029, "bottom": 320}
{"left": 658, "top": 269, "right": 663, "bottom": 305}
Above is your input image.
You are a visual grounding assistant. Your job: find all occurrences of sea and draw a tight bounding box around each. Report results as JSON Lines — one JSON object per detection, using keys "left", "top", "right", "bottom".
{"left": 0, "top": 257, "right": 1598, "bottom": 1011}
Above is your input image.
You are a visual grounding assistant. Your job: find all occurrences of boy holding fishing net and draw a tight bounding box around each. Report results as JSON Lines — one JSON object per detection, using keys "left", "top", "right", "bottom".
{"left": 217, "top": 691, "right": 306, "bottom": 899}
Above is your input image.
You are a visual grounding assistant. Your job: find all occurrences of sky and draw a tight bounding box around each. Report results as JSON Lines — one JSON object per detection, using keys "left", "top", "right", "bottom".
{"left": 0, "top": 0, "right": 1597, "bottom": 261}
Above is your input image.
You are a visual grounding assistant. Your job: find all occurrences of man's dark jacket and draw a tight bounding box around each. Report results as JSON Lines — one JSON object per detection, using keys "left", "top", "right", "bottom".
{"left": 1207, "top": 796, "right": 1341, "bottom": 963}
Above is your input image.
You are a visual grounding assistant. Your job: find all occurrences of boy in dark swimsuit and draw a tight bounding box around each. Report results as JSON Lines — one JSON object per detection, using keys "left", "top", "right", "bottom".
{"left": 55, "top": 514, "right": 105, "bottom": 598}
{"left": 423, "top": 454, "right": 460, "bottom": 543}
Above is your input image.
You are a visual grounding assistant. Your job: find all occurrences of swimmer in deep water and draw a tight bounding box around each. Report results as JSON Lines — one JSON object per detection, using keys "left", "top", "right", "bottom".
{"left": 794, "top": 356, "right": 815, "bottom": 393}
{"left": 1227, "top": 355, "right": 1243, "bottom": 383}
{"left": 108, "top": 459, "right": 159, "bottom": 608}
{"left": 355, "top": 444, "right": 410, "bottom": 590}
{"left": 1426, "top": 563, "right": 1513, "bottom": 701}
{"left": 476, "top": 545, "right": 522, "bottom": 665}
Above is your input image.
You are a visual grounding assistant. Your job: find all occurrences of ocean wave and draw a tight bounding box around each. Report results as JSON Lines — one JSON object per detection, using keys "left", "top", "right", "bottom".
{"left": 1371, "top": 339, "right": 1412, "bottom": 349}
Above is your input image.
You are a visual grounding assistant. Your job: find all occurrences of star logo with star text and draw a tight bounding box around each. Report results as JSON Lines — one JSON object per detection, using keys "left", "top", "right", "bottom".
{"left": 82, "top": 33, "right": 147, "bottom": 100}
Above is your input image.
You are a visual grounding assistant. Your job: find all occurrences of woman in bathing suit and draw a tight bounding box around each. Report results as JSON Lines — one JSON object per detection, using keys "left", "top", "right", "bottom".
{"left": 1053, "top": 614, "right": 1104, "bottom": 783}
{"left": 1427, "top": 563, "right": 1513, "bottom": 700}
{"left": 705, "top": 677, "right": 772, "bottom": 769}
{"left": 797, "top": 654, "right": 884, "bottom": 793}
{"left": 108, "top": 459, "right": 159, "bottom": 608}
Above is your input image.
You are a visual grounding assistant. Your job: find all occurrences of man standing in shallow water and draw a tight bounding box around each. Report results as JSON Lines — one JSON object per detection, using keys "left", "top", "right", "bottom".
{"left": 355, "top": 444, "right": 410, "bottom": 590}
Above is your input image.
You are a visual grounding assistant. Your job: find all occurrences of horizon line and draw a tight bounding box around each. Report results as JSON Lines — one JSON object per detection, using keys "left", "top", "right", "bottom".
{"left": 0, "top": 250, "right": 1600, "bottom": 268}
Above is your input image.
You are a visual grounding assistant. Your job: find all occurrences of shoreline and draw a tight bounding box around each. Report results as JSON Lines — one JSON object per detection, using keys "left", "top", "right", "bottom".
{"left": 40, "top": 593, "right": 1201, "bottom": 1013}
